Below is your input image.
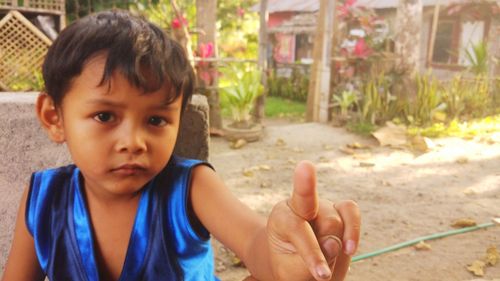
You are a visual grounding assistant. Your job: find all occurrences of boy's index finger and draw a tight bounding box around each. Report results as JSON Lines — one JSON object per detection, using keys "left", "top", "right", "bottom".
{"left": 288, "top": 161, "right": 319, "bottom": 222}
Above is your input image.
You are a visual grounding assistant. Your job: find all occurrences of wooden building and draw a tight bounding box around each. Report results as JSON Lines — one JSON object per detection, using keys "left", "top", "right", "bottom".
{"left": 0, "top": 0, "right": 65, "bottom": 90}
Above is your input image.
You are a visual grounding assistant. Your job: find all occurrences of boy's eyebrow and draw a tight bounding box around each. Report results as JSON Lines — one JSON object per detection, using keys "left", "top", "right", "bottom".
{"left": 86, "top": 99, "right": 126, "bottom": 108}
{"left": 151, "top": 99, "right": 181, "bottom": 111}
{"left": 85, "top": 98, "right": 180, "bottom": 111}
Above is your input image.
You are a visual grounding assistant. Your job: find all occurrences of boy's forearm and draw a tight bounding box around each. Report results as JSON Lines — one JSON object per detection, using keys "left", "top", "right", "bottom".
{"left": 242, "top": 226, "right": 274, "bottom": 281}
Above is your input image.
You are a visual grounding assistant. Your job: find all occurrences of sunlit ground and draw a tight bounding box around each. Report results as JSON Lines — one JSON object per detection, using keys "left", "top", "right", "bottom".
{"left": 408, "top": 114, "right": 500, "bottom": 139}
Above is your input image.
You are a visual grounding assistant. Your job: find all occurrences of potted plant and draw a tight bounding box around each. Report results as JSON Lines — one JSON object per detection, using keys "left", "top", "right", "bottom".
{"left": 332, "top": 89, "right": 358, "bottom": 126}
{"left": 219, "top": 63, "right": 264, "bottom": 142}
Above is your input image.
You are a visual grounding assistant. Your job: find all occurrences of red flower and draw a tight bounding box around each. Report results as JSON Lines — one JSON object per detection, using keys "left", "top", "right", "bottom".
{"left": 196, "top": 42, "right": 217, "bottom": 85}
{"left": 345, "top": 0, "right": 356, "bottom": 6}
{"left": 171, "top": 16, "right": 188, "bottom": 29}
{"left": 199, "top": 42, "right": 214, "bottom": 58}
{"left": 338, "top": 0, "right": 356, "bottom": 18}
{"left": 237, "top": 7, "right": 245, "bottom": 17}
{"left": 353, "top": 38, "right": 372, "bottom": 58}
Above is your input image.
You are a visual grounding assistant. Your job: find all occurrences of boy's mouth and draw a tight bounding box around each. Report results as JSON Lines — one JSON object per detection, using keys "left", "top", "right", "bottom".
{"left": 111, "top": 163, "right": 147, "bottom": 176}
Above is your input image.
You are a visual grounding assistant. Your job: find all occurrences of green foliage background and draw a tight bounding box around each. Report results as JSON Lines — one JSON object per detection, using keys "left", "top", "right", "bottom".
{"left": 65, "top": 0, "right": 259, "bottom": 59}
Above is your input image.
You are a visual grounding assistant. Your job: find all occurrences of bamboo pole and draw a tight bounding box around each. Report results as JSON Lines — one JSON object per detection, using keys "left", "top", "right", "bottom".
{"left": 170, "top": 0, "right": 195, "bottom": 67}
{"left": 254, "top": 0, "right": 268, "bottom": 123}
{"left": 307, "top": 0, "right": 336, "bottom": 122}
{"left": 427, "top": 2, "right": 441, "bottom": 66}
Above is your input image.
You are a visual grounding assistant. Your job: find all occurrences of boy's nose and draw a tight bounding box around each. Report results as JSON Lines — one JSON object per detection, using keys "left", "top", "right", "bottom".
{"left": 115, "top": 124, "right": 147, "bottom": 154}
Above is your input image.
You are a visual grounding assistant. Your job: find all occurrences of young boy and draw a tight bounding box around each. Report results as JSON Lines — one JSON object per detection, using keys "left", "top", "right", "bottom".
{"left": 1, "top": 10, "right": 360, "bottom": 281}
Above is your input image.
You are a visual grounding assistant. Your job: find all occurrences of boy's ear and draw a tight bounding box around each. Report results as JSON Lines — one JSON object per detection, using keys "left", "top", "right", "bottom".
{"left": 36, "top": 93, "right": 65, "bottom": 143}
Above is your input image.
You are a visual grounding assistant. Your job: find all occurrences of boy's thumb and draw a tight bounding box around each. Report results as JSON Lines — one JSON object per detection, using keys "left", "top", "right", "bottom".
{"left": 288, "top": 161, "right": 319, "bottom": 221}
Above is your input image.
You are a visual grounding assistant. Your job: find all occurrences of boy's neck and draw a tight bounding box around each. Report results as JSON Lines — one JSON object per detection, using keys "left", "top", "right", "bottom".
{"left": 81, "top": 179, "right": 142, "bottom": 209}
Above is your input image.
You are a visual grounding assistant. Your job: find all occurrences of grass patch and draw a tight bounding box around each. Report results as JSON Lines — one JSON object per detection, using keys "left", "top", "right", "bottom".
{"left": 347, "top": 121, "right": 377, "bottom": 137}
{"left": 265, "top": 96, "right": 305, "bottom": 118}
{"left": 408, "top": 114, "right": 500, "bottom": 138}
{"left": 220, "top": 96, "right": 305, "bottom": 120}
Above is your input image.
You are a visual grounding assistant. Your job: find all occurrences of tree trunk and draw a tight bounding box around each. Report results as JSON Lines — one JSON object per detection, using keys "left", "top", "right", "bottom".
{"left": 395, "top": 0, "right": 422, "bottom": 76}
{"left": 253, "top": 0, "right": 268, "bottom": 123}
{"left": 196, "top": 0, "right": 223, "bottom": 132}
{"left": 75, "top": 0, "right": 80, "bottom": 19}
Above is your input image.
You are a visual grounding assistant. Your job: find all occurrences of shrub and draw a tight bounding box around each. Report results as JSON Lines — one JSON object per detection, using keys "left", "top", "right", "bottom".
{"left": 268, "top": 65, "right": 309, "bottom": 102}
{"left": 442, "top": 74, "right": 491, "bottom": 119}
{"left": 405, "top": 73, "right": 445, "bottom": 126}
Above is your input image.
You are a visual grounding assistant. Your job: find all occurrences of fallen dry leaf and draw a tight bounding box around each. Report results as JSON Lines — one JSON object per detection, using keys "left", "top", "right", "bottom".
{"left": 456, "top": 156, "right": 469, "bottom": 164}
{"left": 258, "top": 165, "right": 271, "bottom": 171}
{"left": 323, "top": 144, "right": 334, "bottom": 150}
{"left": 318, "top": 156, "right": 329, "bottom": 163}
{"left": 467, "top": 260, "right": 486, "bottom": 276}
{"left": 339, "top": 147, "right": 356, "bottom": 155}
{"left": 242, "top": 169, "right": 254, "bottom": 177}
{"left": 414, "top": 241, "right": 432, "bottom": 251}
{"left": 275, "top": 138, "right": 286, "bottom": 147}
{"left": 380, "top": 180, "right": 392, "bottom": 187}
{"left": 232, "top": 256, "right": 244, "bottom": 267}
{"left": 359, "top": 162, "right": 375, "bottom": 167}
{"left": 291, "top": 147, "right": 304, "bottom": 153}
{"left": 463, "top": 189, "right": 476, "bottom": 196}
{"left": 485, "top": 245, "right": 499, "bottom": 266}
{"left": 260, "top": 182, "right": 272, "bottom": 188}
{"left": 287, "top": 157, "right": 297, "bottom": 165}
{"left": 230, "top": 139, "right": 247, "bottom": 149}
{"left": 347, "top": 142, "right": 367, "bottom": 149}
{"left": 451, "top": 218, "right": 477, "bottom": 228}
{"left": 411, "top": 135, "right": 435, "bottom": 153}
{"left": 216, "top": 264, "right": 227, "bottom": 272}
{"left": 372, "top": 122, "right": 407, "bottom": 147}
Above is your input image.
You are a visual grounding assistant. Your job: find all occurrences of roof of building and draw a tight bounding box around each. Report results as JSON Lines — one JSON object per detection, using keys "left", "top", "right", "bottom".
{"left": 251, "top": 0, "right": 319, "bottom": 13}
{"left": 267, "top": 12, "right": 318, "bottom": 34}
{"left": 252, "top": 0, "right": 498, "bottom": 12}
{"left": 354, "top": 0, "right": 494, "bottom": 9}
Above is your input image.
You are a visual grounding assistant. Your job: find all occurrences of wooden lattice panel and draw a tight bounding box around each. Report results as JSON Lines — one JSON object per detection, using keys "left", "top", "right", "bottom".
{"left": 0, "top": 11, "right": 51, "bottom": 90}
{"left": 0, "top": 0, "right": 15, "bottom": 7}
{"left": 24, "top": 0, "right": 64, "bottom": 13}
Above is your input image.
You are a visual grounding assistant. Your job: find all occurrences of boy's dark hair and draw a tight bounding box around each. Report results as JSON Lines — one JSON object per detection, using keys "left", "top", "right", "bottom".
{"left": 42, "top": 10, "right": 194, "bottom": 110}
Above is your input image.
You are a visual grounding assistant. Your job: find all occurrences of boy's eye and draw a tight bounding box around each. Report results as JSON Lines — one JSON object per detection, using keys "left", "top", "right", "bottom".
{"left": 148, "top": 116, "right": 167, "bottom": 127}
{"left": 94, "top": 112, "right": 115, "bottom": 123}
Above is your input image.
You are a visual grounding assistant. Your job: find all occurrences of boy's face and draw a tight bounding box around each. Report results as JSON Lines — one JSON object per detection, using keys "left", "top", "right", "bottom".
{"left": 57, "top": 55, "right": 182, "bottom": 198}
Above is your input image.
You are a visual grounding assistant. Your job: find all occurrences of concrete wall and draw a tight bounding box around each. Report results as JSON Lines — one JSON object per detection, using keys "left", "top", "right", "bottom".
{"left": 0, "top": 92, "right": 209, "bottom": 272}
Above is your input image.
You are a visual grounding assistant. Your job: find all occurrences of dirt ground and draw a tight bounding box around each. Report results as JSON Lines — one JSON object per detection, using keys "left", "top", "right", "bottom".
{"left": 209, "top": 119, "right": 500, "bottom": 281}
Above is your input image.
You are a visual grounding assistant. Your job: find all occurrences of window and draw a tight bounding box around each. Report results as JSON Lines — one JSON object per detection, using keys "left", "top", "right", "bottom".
{"left": 432, "top": 20, "right": 458, "bottom": 64}
{"left": 459, "top": 21, "right": 485, "bottom": 66}
{"left": 430, "top": 17, "right": 487, "bottom": 67}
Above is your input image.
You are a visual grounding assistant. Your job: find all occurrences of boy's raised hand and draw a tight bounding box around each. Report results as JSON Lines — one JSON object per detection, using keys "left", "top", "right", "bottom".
{"left": 266, "top": 161, "right": 360, "bottom": 281}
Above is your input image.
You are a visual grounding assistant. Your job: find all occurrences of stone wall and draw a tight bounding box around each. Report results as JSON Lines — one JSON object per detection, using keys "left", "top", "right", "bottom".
{"left": 0, "top": 92, "right": 209, "bottom": 271}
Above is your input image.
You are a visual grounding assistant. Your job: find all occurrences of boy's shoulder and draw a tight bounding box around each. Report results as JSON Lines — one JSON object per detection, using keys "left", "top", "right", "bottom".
{"left": 31, "top": 164, "right": 78, "bottom": 182}
{"left": 26, "top": 164, "right": 78, "bottom": 235}
{"left": 33, "top": 164, "right": 78, "bottom": 174}
{"left": 169, "top": 155, "right": 205, "bottom": 169}
{"left": 164, "top": 156, "right": 214, "bottom": 179}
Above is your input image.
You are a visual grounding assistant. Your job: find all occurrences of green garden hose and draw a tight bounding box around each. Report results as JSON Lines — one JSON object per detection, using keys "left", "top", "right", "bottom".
{"left": 352, "top": 222, "right": 497, "bottom": 262}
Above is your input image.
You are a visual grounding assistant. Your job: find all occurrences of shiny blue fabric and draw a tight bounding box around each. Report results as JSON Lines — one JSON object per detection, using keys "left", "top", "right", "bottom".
{"left": 26, "top": 156, "right": 219, "bottom": 281}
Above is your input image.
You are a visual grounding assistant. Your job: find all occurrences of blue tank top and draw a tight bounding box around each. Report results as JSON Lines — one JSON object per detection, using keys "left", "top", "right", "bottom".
{"left": 25, "top": 156, "right": 219, "bottom": 281}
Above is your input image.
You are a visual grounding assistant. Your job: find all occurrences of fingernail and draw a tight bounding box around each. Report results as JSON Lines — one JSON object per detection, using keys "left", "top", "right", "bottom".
{"left": 344, "top": 240, "right": 357, "bottom": 256}
{"left": 322, "top": 236, "right": 341, "bottom": 260}
{"left": 316, "top": 263, "right": 331, "bottom": 279}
